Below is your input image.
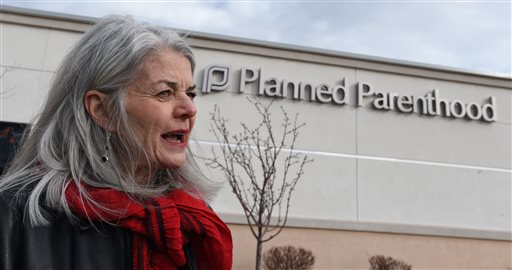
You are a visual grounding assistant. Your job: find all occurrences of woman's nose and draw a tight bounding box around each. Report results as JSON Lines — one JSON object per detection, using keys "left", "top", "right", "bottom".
{"left": 174, "top": 93, "right": 197, "bottom": 119}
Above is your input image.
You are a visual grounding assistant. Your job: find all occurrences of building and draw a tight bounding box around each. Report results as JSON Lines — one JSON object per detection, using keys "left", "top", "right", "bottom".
{"left": 1, "top": 6, "right": 511, "bottom": 269}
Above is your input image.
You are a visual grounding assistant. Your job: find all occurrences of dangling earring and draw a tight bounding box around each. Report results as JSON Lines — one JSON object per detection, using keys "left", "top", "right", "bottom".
{"left": 101, "top": 131, "right": 112, "bottom": 163}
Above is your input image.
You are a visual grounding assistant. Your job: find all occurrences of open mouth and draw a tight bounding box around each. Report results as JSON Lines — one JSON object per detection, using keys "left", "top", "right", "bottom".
{"left": 161, "top": 131, "right": 186, "bottom": 144}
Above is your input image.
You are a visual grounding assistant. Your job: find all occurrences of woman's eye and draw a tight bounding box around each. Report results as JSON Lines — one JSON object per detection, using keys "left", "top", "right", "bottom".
{"left": 157, "top": 90, "right": 173, "bottom": 97}
{"left": 187, "top": 92, "right": 197, "bottom": 100}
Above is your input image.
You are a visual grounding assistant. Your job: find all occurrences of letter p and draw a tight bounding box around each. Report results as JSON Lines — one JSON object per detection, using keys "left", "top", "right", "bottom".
{"left": 357, "top": 82, "right": 373, "bottom": 106}
{"left": 202, "top": 65, "right": 230, "bottom": 94}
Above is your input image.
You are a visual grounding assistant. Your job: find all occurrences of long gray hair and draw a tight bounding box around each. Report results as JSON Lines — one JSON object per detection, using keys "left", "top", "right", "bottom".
{"left": 0, "top": 15, "right": 216, "bottom": 225}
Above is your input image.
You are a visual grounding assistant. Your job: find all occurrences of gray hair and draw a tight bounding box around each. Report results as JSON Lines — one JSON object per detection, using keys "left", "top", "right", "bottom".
{"left": 0, "top": 15, "right": 217, "bottom": 225}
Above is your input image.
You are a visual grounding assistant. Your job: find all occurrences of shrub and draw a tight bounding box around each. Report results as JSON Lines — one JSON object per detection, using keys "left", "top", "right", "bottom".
{"left": 369, "top": 255, "right": 412, "bottom": 270}
{"left": 263, "top": 245, "right": 315, "bottom": 270}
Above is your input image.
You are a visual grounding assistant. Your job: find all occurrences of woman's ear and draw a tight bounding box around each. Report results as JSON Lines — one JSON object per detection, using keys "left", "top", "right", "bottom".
{"left": 84, "top": 90, "right": 109, "bottom": 129}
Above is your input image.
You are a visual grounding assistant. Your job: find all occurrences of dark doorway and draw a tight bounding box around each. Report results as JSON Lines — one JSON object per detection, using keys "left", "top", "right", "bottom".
{"left": 0, "top": 121, "right": 27, "bottom": 175}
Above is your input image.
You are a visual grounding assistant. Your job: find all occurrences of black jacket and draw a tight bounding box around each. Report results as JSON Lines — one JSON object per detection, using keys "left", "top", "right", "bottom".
{"left": 0, "top": 191, "right": 132, "bottom": 270}
{"left": 0, "top": 191, "right": 197, "bottom": 270}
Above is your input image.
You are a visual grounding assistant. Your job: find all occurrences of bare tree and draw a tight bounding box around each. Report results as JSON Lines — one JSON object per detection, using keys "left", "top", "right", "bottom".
{"left": 201, "top": 97, "right": 312, "bottom": 270}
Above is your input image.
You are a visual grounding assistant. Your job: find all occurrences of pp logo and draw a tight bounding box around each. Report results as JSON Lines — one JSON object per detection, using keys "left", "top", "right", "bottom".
{"left": 202, "top": 64, "right": 230, "bottom": 93}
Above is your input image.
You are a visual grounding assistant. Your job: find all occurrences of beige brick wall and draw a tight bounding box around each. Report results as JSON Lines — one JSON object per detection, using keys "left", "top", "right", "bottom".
{"left": 228, "top": 224, "right": 512, "bottom": 270}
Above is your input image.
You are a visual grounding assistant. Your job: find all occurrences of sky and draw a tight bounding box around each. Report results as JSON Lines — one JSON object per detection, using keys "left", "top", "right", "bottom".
{"left": 2, "top": 1, "right": 511, "bottom": 77}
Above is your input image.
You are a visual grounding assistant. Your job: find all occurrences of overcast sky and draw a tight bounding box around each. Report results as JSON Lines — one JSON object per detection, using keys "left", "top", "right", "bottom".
{"left": 3, "top": 1, "right": 511, "bottom": 77}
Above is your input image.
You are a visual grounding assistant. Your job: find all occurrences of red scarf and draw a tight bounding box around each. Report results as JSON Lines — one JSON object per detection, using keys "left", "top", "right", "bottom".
{"left": 65, "top": 181, "right": 232, "bottom": 270}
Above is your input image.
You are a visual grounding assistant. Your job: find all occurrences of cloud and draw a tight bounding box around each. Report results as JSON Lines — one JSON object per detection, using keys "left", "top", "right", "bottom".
{"left": 3, "top": 1, "right": 510, "bottom": 75}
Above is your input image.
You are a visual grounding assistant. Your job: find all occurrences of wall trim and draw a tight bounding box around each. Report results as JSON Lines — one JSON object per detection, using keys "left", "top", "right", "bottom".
{"left": 195, "top": 140, "right": 512, "bottom": 172}
{"left": 220, "top": 213, "right": 512, "bottom": 241}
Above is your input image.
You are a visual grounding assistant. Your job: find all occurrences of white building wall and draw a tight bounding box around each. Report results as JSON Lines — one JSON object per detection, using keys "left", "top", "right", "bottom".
{"left": 1, "top": 22, "right": 81, "bottom": 123}
{"left": 190, "top": 47, "right": 511, "bottom": 239}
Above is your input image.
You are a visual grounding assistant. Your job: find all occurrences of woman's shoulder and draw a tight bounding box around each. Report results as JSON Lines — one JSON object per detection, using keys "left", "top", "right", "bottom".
{"left": 0, "top": 187, "right": 133, "bottom": 270}
{"left": 0, "top": 188, "right": 24, "bottom": 217}
{"left": 0, "top": 187, "right": 33, "bottom": 247}
{"left": 0, "top": 185, "right": 59, "bottom": 229}
{"left": 0, "top": 187, "right": 25, "bottom": 270}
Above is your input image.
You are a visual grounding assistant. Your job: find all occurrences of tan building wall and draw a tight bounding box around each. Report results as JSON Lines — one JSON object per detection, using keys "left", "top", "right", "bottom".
{"left": 228, "top": 224, "right": 512, "bottom": 269}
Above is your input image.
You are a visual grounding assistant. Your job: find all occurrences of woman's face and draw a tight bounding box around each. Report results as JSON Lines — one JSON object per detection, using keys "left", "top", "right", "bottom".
{"left": 125, "top": 48, "right": 197, "bottom": 172}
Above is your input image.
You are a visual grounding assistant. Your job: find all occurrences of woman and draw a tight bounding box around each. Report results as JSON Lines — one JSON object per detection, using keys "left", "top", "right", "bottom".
{"left": 0, "top": 15, "right": 232, "bottom": 270}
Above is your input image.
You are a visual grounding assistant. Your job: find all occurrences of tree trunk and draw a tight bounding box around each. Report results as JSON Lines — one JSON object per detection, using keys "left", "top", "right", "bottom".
{"left": 255, "top": 240, "right": 263, "bottom": 270}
